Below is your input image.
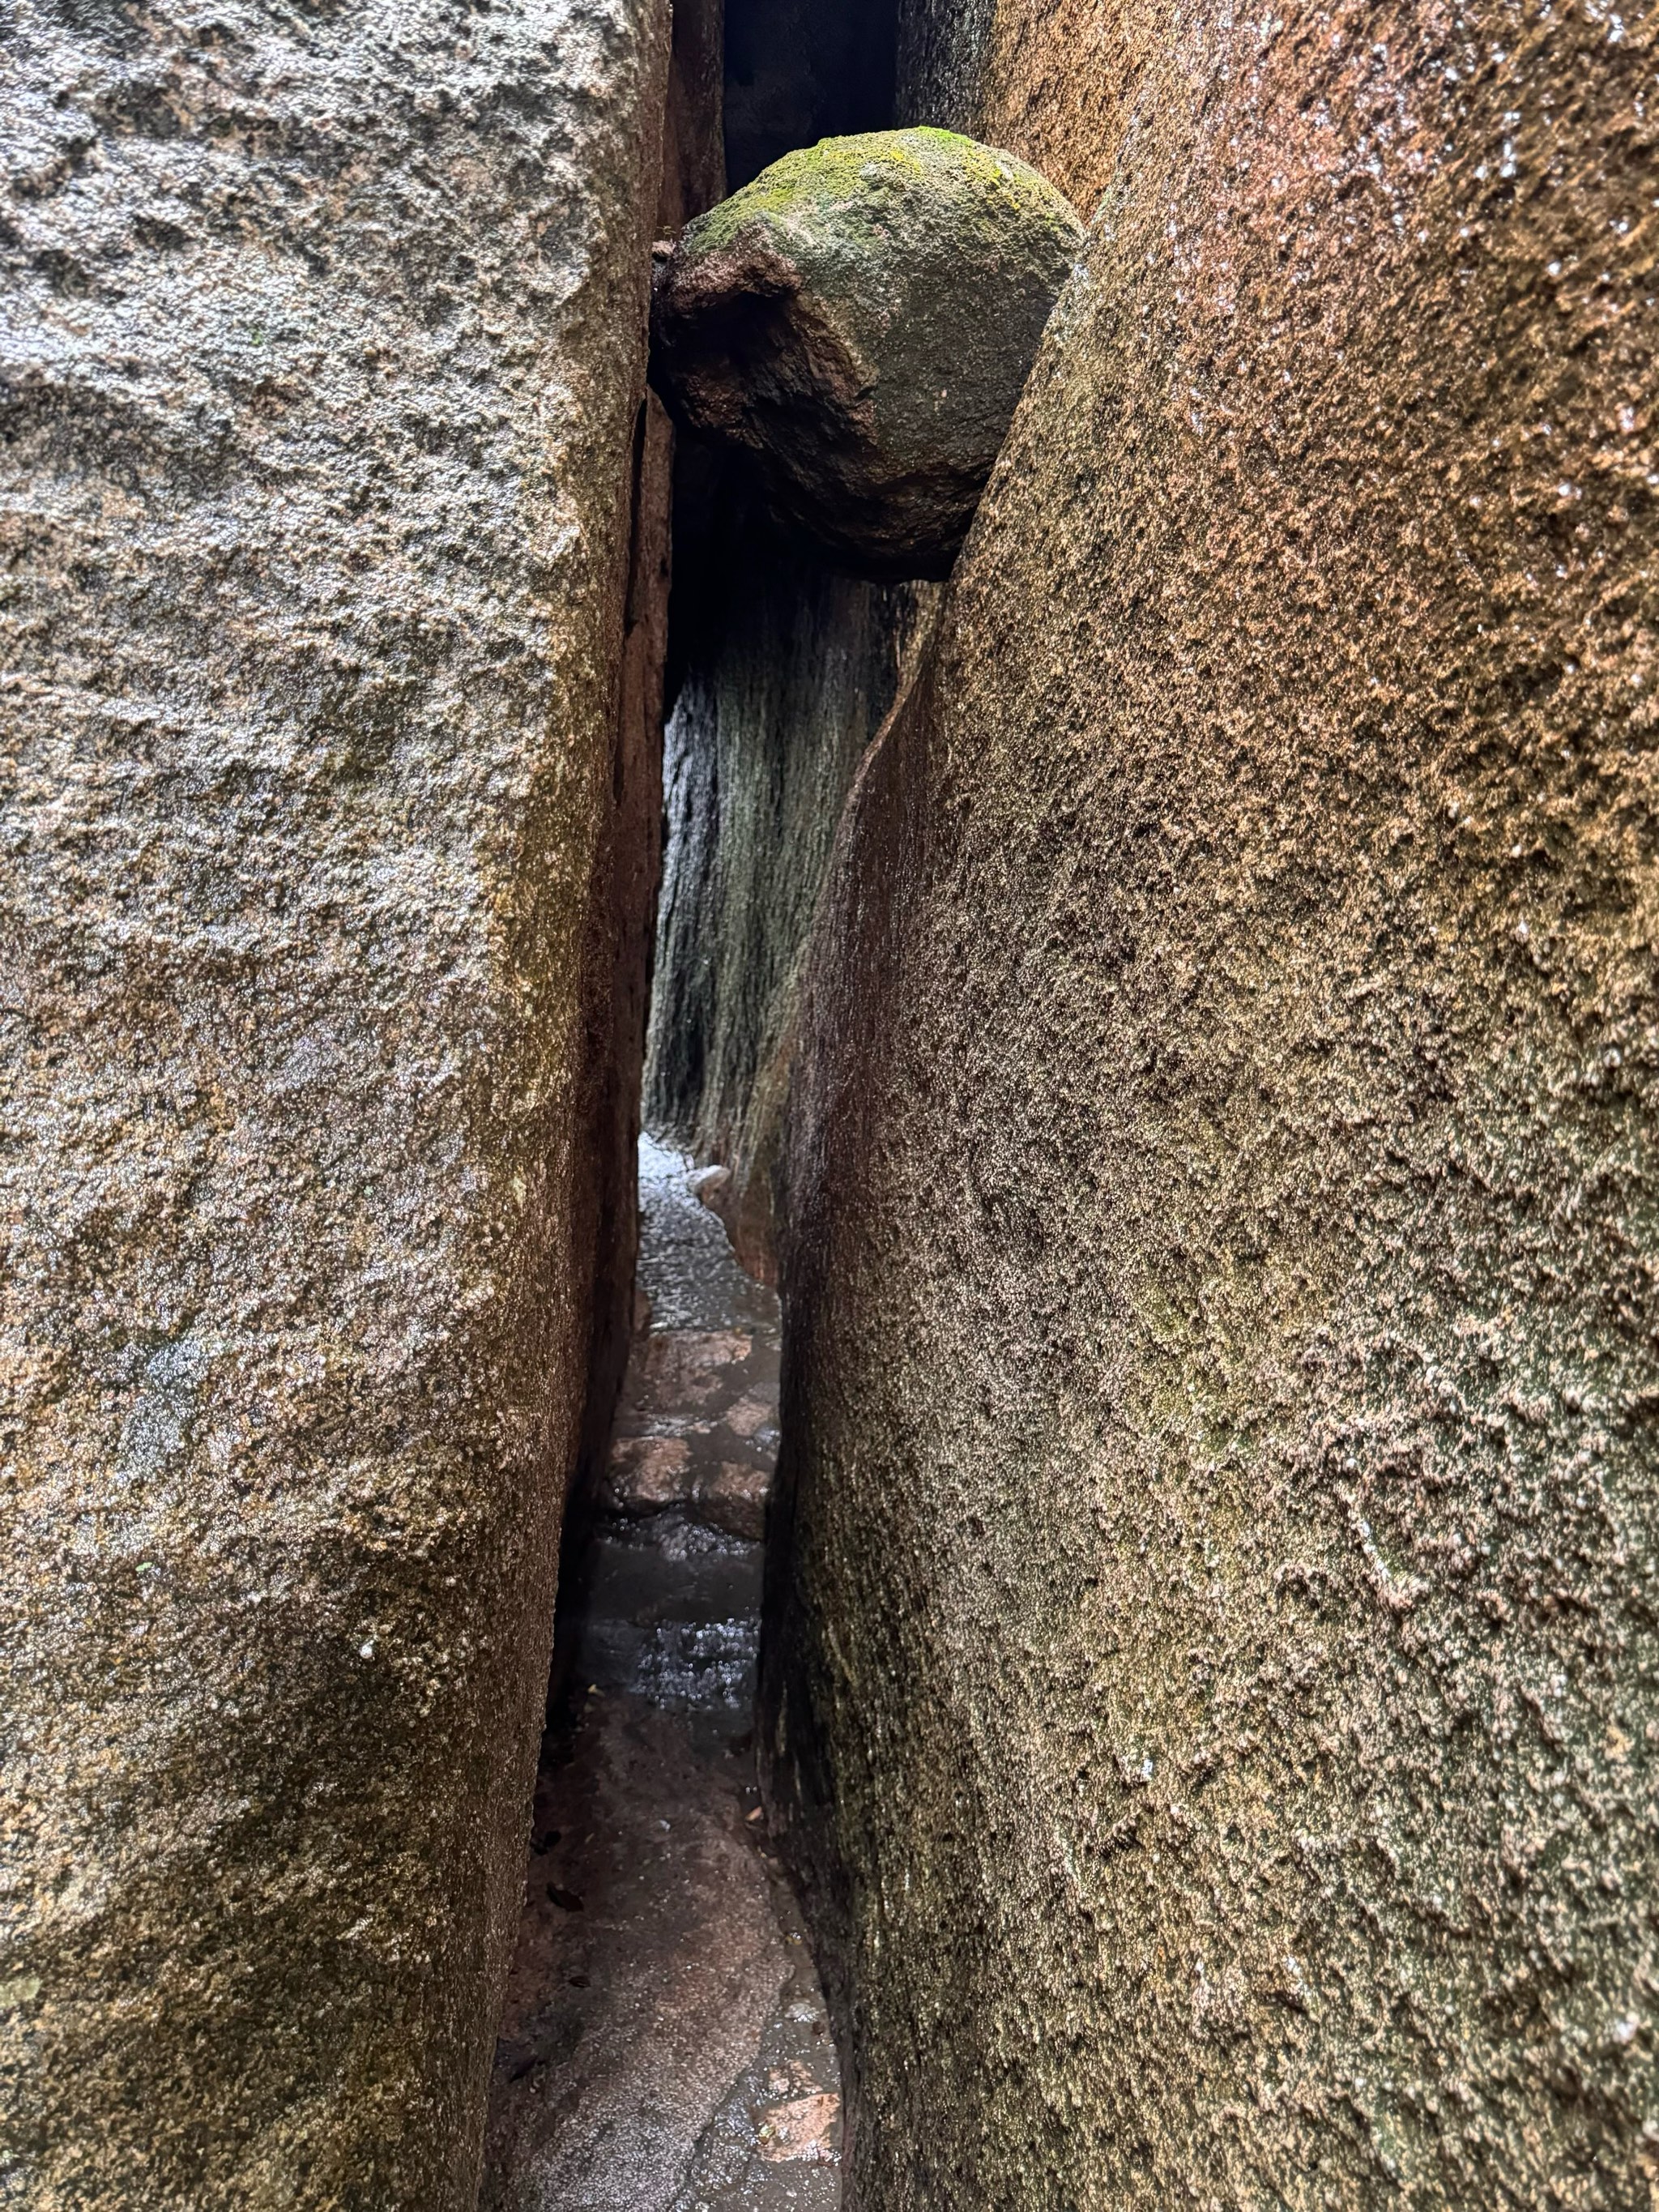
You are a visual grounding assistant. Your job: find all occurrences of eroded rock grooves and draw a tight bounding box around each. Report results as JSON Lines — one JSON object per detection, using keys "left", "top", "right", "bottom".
{"left": 645, "top": 492, "right": 933, "bottom": 1276}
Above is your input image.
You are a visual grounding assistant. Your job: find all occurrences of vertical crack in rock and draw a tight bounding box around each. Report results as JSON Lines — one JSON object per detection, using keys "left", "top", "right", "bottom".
{"left": 11, "top": 0, "right": 1647, "bottom": 2203}
{"left": 646, "top": 486, "right": 936, "bottom": 1278}
{"left": 644, "top": 0, "right": 929, "bottom": 1278}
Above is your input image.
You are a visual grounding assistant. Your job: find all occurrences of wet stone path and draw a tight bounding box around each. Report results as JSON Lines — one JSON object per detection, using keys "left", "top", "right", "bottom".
{"left": 481, "top": 1139, "right": 842, "bottom": 2212}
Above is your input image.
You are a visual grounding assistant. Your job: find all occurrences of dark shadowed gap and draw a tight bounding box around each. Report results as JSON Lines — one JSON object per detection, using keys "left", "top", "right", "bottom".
{"left": 722, "top": 0, "right": 899, "bottom": 190}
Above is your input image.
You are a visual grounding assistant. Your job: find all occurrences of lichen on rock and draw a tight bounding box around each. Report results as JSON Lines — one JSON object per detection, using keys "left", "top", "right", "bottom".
{"left": 650, "top": 127, "right": 1084, "bottom": 578}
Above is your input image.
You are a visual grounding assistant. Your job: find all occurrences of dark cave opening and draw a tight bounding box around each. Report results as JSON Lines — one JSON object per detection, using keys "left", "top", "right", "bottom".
{"left": 721, "top": 0, "right": 899, "bottom": 190}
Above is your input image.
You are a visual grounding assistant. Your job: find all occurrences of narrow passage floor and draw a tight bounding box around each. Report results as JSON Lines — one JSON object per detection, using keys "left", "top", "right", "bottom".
{"left": 481, "top": 1138, "right": 842, "bottom": 2212}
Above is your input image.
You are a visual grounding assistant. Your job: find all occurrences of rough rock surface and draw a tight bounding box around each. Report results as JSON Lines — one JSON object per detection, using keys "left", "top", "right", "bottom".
{"left": 765, "top": 0, "right": 1659, "bottom": 2205}
{"left": 645, "top": 472, "right": 933, "bottom": 1273}
{"left": 0, "top": 3, "right": 666, "bottom": 2204}
{"left": 650, "top": 128, "right": 1083, "bottom": 577}
{"left": 898, "top": 0, "right": 1116, "bottom": 219}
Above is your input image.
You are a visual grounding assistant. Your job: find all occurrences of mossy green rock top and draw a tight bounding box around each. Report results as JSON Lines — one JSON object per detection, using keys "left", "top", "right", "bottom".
{"left": 650, "top": 129, "right": 1084, "bottom": 579}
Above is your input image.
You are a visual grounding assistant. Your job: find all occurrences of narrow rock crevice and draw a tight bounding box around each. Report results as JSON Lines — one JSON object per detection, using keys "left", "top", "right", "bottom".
{"left": 722, "top": 0, "right": 898, "bottom": 190}
{"left": 9, "top": 0, "right": 1647, "bottom": 2206}
{"left": 481, "top": 1145, "right": 839, "bottom": 2210}
{"left": 480, "top": 4, "right": 909, "bottom": 2203}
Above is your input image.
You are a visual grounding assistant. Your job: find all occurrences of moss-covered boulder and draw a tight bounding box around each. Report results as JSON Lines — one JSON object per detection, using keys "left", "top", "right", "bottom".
{"left": 650, "top": 129, "right": 1083, "bottom": 578}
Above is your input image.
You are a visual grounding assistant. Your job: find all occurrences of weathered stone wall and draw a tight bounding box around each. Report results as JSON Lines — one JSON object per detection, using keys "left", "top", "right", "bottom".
{"left": 0, "top": 4, "right": 667, "bottom": 2204}
{"left": 897, "top": 0, "right": 1124, "bottom": 218}
{"left": 643, "top": 470, "right": 928, "bottom": 1275}
{"left": 766, "top": 0, "right": 1659, "bottom": 2205}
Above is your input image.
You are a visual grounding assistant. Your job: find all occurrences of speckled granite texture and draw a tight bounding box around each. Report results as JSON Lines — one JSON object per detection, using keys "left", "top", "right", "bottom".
{"left": 766, "top": 0, "right": 1659, "bottom": 2203}
{"left": 0, "top": 2, "right": 667, "bottom": 2203}
{"left": 898, "top": 0, "right": 1115, "bottom": 219}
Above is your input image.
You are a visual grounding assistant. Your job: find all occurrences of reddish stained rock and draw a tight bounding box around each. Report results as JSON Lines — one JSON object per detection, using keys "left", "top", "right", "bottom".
{"left": 722, "top": 1393, "right": 778, "bottom": 1441}
{"left": 637, "top": 1330, "right": 757, "bottom": 1408}
{"left": 607, "top": 1437, "right": 697, "bottom": 1514}
{"left": 764, "top": 0, "right": 1659, "bottom": 2205}
{"left": 756, "top": 2087, "right": 842, "bottom": 2166}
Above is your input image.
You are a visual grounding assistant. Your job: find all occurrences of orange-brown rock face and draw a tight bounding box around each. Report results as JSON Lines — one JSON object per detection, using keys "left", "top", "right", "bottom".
{"left": 900, "top": 0, "right": 1132, "bottom": 216}
{"left": 0, "top": 5, "right": 668, "bottom": 2205}
{"left": 766, "top": 0, "right": 1659, "bottom": 2205}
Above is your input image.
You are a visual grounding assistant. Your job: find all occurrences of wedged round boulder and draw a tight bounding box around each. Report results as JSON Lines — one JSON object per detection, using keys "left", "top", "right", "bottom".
{"left": 650, "top": 128, "right": 1085, "bottom": 578}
